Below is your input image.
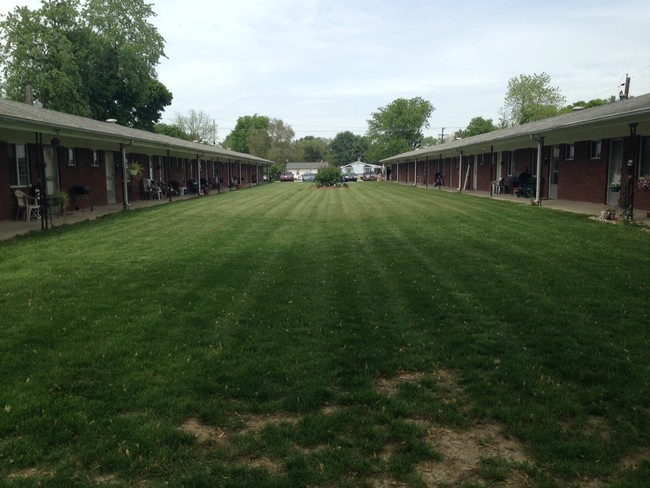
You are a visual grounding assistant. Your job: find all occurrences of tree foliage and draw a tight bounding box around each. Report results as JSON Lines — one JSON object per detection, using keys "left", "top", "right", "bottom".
{"left": 173, "top": 109, "right": 217, "bottom": 144}
{"left": 560, "top": 97, "right": 615, "bottom": 114}
{"left": 366, "top": 97, "right": 434, "bottom": 162}
{"left": 295, "top": 136, "right": 331, "bottom": 163}
{"left": 153, "top": 122, "right": 192, "bottom": 140}
{"left": 330, "top": 131, "right": 368, "bottom": 165}
{"left": 222, "top": 114, "right": 271, "bottom": 156}
{"left": 500, "top": 72, "right": 565, "bottom": 126}
{"left": 266, "top": 119, "right": 296, "bottom": 162}
{"left": 0, "top": 0, "right": 171, "bottom": 130}
{"left": 454, "top": 116, "right": 497, "bottom": 139}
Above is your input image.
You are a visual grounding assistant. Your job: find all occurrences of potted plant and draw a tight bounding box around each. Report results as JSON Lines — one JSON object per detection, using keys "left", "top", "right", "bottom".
{"left": 48, "top": 190, "right": 70, "bottom": 217}
{"left": 609, "top": 176, "right": 621, "bottom": 192}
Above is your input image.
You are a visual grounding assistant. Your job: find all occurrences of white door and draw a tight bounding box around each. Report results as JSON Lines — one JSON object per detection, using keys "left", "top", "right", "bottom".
{"left": 608, "top": 140, "right": 623, "bottom": 206}
{"left": 43, "top": 146, "right": 60, "bottom": 195}
{"left": 105, "top": 152, "right": 116, "bottom": 204}
{"left": 549, "top": 146, "right": 560, "bottom": 199}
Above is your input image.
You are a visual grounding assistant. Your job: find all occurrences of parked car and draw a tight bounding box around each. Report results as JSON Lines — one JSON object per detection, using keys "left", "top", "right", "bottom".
{"left": 302, "top": 172, "right": 316, "bottom": 182}
{"left": 279, "top": 171, "right": 294, "bottom": 182}
{"left": 342, "top": 172, "right": 357, "bottom": 182}
{"left": 362, "top": 172, "right": 377, "bottom": 181}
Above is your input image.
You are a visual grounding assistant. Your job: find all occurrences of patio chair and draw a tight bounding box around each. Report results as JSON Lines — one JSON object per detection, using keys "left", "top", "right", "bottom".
{"left": 15, "top": 189, "right": 40, "bottom": 222}
{"left": 142, "top": 178, "right": 160, "bottom": 200}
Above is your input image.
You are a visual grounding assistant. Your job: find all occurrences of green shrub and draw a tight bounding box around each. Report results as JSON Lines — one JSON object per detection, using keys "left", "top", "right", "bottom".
{"left": 315, "top": 165, "right": 342, "bottom": 187}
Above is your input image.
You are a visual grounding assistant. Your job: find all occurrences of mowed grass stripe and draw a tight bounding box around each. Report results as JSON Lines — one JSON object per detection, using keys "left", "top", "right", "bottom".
{"left": 1, "top": 182, "right": 650, "bottom": 486}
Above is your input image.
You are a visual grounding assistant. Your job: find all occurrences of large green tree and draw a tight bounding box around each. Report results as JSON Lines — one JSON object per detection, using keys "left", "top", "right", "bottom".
{"left": 366, "top": 97, "right": 434, "bottom": 162}
{"left": 499, "top": 72, "right": 565, "bottom": 126}
{"left": 0, "top": 0, "right": 171, "bottom": 130}
{"left": 222, "top": 114, "right": 271, "bottom": 155}
{"left": 295, "top": 136, "right": 331, "bottom": 163}
{"left": 454, "top": 116, "right": 498, "bottom": 139}
{"left": 266, "top": 119, "right": 296, "bottom": 162}
{"left": 330, "top": 131, "right": 368, "bottom": 165}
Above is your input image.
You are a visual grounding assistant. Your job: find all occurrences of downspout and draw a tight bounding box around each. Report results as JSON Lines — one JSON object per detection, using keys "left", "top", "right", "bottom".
{"left": 414, "top": 159, "right": 417, "bottom": 186}
{"left": 457, "top": 151, "right": 463, "bottom": 192}
{"left": 628, "top": 122, "right": 638, "bottom": 221}
{"left": 530, "top": 135, "right": 544, "bottom": 205}
{"left": 120, "top": 140, "right": 132, "bottom": 210}
{"left": 166, "top": 149, "right": 172, "bottom": 201}
{"left": 35, "top": 132, "right": 49, "bottom": 230}
{"left": 216, "top": 159, "right": 220, "bottom": 193}
{"left": 196, "top": 152, "right": 204, "bottom": 196}
{"left": 425, "top": 156, "right": 429, "bottom": 188}
{"left": 489, "top": 145, "right": 494, "bottom": 197}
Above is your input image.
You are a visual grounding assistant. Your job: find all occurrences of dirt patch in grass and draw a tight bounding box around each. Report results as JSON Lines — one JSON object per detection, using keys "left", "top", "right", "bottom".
{"left": 376, "top": 371, "right": 428, "bottom": 396}
{"left": 238, "top": 413, "right": 300, "bottom": 435}
{"left": 6, "top": 467, "right": 54, "bottom": 480}
{"left": 419, "top": 423, "right": 528, "bottom": 485}
{"left": 377, "top": 369, "right": 531, "bottom": 486}
{"left": 180, "top": 417, "right": 229, "bottom": 445}
{"left": 620, "top": 446, "right": 650, "bottom": 471}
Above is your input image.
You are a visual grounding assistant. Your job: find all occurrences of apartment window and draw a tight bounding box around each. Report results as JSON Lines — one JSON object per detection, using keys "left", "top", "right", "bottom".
{"left": 67, "top": 147, "right": 76, "bottom": 167}
{"left": 531, "top": 148, "right": 538, "bottom": 176}
{"left": 507, "top": 151, "right": 515, "bottom": 176}
{"left": 640, "top": 137, "right": 650, "bottom": 177}
{"left": 8, "top": 143, "right": 30, "bottom": 187}
{"left": 590, "top": 140, "right": 602, "bottom": 159}
{"left": 565, "top": 143, "right": 575, "bottom": 161}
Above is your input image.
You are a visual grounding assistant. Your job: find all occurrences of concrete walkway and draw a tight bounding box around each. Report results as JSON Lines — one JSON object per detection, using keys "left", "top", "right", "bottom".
{"left": 2, "top": 186, "right": 648, "bottom": 241}
{"left": 1, "top": 192, "right": 202, "bottom": 241}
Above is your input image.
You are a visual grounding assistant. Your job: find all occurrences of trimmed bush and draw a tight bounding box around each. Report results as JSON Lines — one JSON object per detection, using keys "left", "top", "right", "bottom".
{"left": 315, "top": 165, "right": 342, "bottom": 187}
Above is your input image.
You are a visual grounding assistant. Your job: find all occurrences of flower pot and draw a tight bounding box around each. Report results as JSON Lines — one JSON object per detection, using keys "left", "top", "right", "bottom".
{"left": 610, "top": 186, "right": 621, "bottom": 193}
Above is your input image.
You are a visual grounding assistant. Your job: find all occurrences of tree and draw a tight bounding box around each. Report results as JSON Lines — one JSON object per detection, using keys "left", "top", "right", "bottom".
{"left": 222, "top": 114, "right": 270, "bottom": 155}
{"left": 366, "top": 97, "right": 434, "bottom": 162}
{"left": 173, "top": 110, "right": 217, "bottom": 144}
{"left": 330, "top": 131, "right": 368, "bottom": 165}
{"left": 500, "top": 72, "right": 565, "bottom": 126}
{"left": 421, "top": 136, "right": 439, "bottom": 147}
{"left": 454, "top": 116, "right": 498, "bottom": 139}
{"left": 0, "top": 0, "right": 171, "bottom": 130}
{"left": 153, "top": 122, "right": 192, "bottom": 140}
{"left": 295, "top": 136, "right": 331, "bottom": 163}
{"left": 560, "top": 97, "right": 615, "bottom": 114}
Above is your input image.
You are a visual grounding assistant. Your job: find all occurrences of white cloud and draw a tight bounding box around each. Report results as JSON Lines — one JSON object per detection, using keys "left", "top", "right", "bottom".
{"left": 3, "top": 0, "right": 650, "bottom": 139}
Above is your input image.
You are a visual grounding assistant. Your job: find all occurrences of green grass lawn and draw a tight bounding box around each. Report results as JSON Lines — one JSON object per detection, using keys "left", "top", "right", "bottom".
{"left": 1, "top": 182, "right": 649, "bottom": 487}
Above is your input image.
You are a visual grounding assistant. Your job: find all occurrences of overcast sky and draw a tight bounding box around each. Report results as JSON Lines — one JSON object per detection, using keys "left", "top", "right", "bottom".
{"left": 4, "top": 0, "right": 650, "bottom": 142}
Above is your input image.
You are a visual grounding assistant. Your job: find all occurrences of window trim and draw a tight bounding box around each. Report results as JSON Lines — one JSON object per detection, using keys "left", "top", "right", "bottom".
{"left": 91, "top": 150, "right": 100, "bottom": 167}
{"left": 8, "top": 143, "right": 31, "bottom": 187}
{"left": 590, "top": 140, "right": 602, "bottom": 160}
{"left": 67, "top": 147, "right": 76, "bottom": 167}
{"left": 565, "top": 143, "right": 575, "bottom": 161}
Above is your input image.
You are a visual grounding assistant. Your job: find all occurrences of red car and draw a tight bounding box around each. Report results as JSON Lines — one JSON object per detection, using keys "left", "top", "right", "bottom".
{"left": 280, "top": 171, "right": 294, "bottom": 182}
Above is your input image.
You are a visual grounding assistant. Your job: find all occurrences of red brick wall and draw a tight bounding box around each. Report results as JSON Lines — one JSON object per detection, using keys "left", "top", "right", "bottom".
{"left": 558, "top": 141, "right": 608, "bottom": 204}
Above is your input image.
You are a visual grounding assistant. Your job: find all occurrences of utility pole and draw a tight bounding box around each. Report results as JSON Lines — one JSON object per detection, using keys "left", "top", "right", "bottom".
{"left": 438, "top": 127, "right": 445, "bottom": 144}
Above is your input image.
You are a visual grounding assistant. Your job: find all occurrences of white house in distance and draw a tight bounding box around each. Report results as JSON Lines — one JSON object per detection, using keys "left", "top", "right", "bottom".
{"left": 340, "top": 158, "right": 382, "bottom": 177}
{"left": 286, "top": 162, "right": 329, "bottom": 179}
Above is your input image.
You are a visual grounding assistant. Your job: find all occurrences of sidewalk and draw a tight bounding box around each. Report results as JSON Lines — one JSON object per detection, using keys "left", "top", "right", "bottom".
{"left": 1, "top": 192, "right": 200, "bottom": 241}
